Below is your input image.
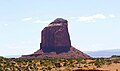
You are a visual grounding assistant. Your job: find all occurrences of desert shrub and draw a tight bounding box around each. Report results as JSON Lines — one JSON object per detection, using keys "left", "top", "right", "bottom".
{"left": 0, "top": 68, "right": 3, "bottom": 71}
{"left": 113, "top": 59, "right": 120, "bottom": 64}
{"left": 116, "top": 69, "right": 118, "bottom": 71}
{"left": 15, "top": 58, "right": 24, "bottom": 62}
{"left": 95, "top": 62, "right": 101, "bottom": 68}
{"left": 47, "top": 66, "right": 52, "bottom": 70}
{"left": 63, "top": 62, "right": 67, "bottom": 66}
{"left": 40, "top": 60, "right": 45, "bottom": 65}
{"left": 84, "top": 65, "right": 88, "bottom": 68}
{"left": 55, "top": 62, "right": 61, "bottom": 67}
{"left": 106, "top": 62, "right": 112, "bottom": 65}
{"left": 94, "top": 58, "right": 105, "bottom": 68}
{"left": 69, "top": 64, "right": 74, "bottom": 67}
{"left": 75, "top": 58, "right": 84, "bottom": 61}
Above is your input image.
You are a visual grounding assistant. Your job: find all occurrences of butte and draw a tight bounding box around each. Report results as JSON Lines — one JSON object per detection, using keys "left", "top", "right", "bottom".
{"left": 21, "top": 18, "right": 91, "bottom": 58}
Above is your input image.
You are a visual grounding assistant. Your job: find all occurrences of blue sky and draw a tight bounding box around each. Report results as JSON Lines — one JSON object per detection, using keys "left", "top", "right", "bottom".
{"left": 0, "top": 0, "right": 120, "bottom": 56}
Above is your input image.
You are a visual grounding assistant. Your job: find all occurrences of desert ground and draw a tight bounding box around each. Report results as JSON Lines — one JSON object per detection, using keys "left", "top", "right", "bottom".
{"left": 0, "top": 56, "right": 120, "bottom": 71}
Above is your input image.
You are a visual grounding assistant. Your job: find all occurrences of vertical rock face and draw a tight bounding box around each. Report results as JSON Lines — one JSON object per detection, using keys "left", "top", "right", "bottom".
{"left": 21, "top": 18, "right": 91, "bottom": 58}
{"left": 40, "top": 18, "right": 71, "bottom": 53}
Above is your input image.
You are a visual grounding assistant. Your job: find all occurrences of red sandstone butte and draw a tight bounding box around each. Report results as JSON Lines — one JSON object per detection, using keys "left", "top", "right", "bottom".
{"left": 21, "top": 18, "right": 91, "bottom": 58}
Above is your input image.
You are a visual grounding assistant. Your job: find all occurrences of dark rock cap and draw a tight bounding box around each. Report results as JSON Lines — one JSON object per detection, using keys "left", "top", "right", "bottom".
{"left": 50, "top": 18, "right": 68, "bottom": 25}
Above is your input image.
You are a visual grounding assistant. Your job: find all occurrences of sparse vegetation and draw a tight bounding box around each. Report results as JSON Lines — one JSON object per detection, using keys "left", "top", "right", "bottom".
{"left": 0, "top": 57, "right": 120, "bottom": 71}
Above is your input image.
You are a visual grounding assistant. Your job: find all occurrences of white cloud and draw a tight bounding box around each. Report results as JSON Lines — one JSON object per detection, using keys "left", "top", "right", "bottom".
{"left": 21, "top": 17, "right": 53, "bottom": 24}
{"left": 22, "top": 17, "right": 32, "bottom": 21}
{"left": 67, "top": 17, "right": 77, "bottom": 20}
{"left": 4, "top": 24, "right": 8, "bottom": 26}
{"left": 33, "top": 20, "right": 52, "bottom": 24}
{"left": 87, "top": 20, "right": 96, "bottom": 23}
{"left": 78, "top": 14, "right": 106, "bottom": 23}
{"left": 21, "top": 14, "right": 115, "bottom": 24}
{"left": 109, "top": 14, "right": 116, "bottom": 18}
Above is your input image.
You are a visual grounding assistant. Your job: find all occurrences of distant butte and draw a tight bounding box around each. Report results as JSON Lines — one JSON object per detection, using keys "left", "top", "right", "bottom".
{"left": 21, "top": 18, "right": 91, "bottom": 58}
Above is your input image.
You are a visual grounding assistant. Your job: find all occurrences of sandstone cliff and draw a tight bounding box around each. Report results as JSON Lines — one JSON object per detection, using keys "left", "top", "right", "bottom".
{"left": 40, "top": 18, "right": 71, "bottom": 54}
{"left": 21, "top": 18, "right": 91, "bottom": 58}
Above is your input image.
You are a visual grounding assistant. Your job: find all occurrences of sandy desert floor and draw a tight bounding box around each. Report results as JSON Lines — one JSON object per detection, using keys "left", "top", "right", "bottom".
{"left": 101, "top": 63, "right": 120, "bottom": 71}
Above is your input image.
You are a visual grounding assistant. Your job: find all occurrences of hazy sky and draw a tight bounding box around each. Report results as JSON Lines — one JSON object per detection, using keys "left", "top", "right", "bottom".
{"left": 0, "top": 0, "right": 120, "bottom": 56}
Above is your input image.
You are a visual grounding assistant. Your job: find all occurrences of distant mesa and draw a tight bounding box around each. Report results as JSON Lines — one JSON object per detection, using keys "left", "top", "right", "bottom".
{"left": 21, "top": 18, "right": 91, "bottom": 58}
